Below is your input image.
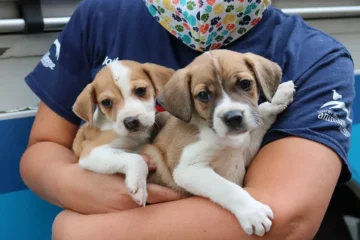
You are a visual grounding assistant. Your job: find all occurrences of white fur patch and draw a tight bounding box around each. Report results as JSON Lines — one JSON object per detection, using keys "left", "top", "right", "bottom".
{"left": 79, "top": 144, "right": 149, "bottom": 206}
{"left": 108, "top": 61, "right": 131, "bottom": 98}
{"left": 179, "top": 125, "right": 219, "bottom": 166}
{"left": 213, "top": 91, "right": 256, "bottom": 139}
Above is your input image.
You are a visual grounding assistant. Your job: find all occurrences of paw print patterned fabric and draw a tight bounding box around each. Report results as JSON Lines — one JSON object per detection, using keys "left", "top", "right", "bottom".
{"left": 144, "top": 0, "right": 271, "bottom": 52}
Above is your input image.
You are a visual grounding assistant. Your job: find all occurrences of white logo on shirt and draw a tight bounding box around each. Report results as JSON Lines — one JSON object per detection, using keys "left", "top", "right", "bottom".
{"left": 41, "top": 52, "right": 56, "bottom": 70}
{"left": 102, "top": 56, "right": 119, "bottom": 65}
{"left": 54, "top": 39, "right": 61, "bottom": 60}
{"left": 317, "top": 89, "right": 352, "bottom": 137}
{"left": 40, "top": 39, "right": 61, "bottom": 70}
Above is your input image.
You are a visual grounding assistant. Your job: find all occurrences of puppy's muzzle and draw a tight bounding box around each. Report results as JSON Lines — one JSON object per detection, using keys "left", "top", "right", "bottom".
{"left": 222, "top": 111, "right": 243, "bottom": 130}
{"left": 123, "top": 116, "right": 140, "bottom": 132}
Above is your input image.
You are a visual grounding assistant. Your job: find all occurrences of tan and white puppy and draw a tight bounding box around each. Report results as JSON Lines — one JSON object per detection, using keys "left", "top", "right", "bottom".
{"left": 143, "top": 49, "right": 296, "bottom": 236}
{"left": 72, "top": 60, "right": 174, "bottom": 206}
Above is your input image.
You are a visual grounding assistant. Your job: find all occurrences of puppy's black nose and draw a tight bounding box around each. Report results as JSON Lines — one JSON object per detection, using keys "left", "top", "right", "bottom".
{"left": 123, "top": 117, "right": 140, "bottom": 131}
{"left": 223, "top": 111, "right": 243, "bottom": 129}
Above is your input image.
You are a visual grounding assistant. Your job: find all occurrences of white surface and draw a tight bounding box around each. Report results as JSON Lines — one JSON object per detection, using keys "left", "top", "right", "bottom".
{"left": 0, "top": 109, "right": 37, "bottom": 120}
{"left": 0, "top": 33, "right": 59, "bottom": 58}
{"left": 0, "top": 33, "right": 59, "bottom": 112}
{"left": 0, "top": 57, "right": 43, "bottom": 111}
{"left": 273, "top": 0, "right": 360, "bottom": 8}
{"left": 0, "top": 1, "right": 19, "bottom": 19}
{"left": 307, "top": 18, "right": 360, "bottom": 70}
{"left": 0, "top": 0, "right": 80, "bottom": 19}
{"left": 41, "top": 0, "right": 81, "bottom": 18}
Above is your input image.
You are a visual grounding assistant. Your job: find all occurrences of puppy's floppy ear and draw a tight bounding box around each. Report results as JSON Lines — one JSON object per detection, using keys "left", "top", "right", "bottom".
{"left": 142, "top": 63, "right": 175, "bottom": 95}
{"left": 72, "top": 83, "right": 96, "bottom": 127}
{"left": 244, "top": 53, "right": 282, "bottom": 101}
{"left": 157, "top": 68, "right": 192, "bottom": 123}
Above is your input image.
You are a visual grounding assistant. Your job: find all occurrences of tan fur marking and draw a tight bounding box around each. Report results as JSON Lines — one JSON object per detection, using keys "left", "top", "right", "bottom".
{"left": 73, "top": 123, "right": 119, "bottom": 160}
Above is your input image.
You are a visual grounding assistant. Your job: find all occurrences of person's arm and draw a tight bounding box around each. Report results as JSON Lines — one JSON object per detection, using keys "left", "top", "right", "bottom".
{"left": 52, "top": 136, "right": 341, "bottom": 240}
{"left": 20, "top": 102, "right": 183, "bottom": 214}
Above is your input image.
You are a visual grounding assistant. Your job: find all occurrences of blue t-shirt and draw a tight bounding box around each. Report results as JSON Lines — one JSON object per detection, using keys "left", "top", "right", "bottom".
{"left": 25, "top": 0, "right": 355, "bottom": 183}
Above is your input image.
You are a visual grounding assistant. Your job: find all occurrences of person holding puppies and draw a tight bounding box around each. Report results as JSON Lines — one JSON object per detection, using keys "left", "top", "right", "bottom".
{"left": 21, "top": 0, "right": 355, "bottom": 239}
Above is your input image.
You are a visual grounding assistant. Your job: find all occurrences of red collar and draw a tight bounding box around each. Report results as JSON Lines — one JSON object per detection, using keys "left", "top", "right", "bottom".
{"left": 155, "top": 104, "right": 165, "bottom": 113}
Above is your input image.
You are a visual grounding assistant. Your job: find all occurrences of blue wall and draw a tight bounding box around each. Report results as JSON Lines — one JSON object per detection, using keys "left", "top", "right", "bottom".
{"left": 348, "top": 75, "right": 360, "bottom": 182}
{"left": 0, "top": 117, "right": 32, "bottom": 194}
{"left": 0, "top": 76, "right": 359, "bottom": 240}
{"left": 0, "top": 116, "right": 62, "bottom": 240}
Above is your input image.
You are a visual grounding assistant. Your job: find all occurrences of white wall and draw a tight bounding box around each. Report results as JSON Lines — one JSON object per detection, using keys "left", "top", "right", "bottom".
{"left": 308, "top": 18, "right": 360, "bottom": 72}
{"left": 273, "top": 0, "right": 360, "bottom": 72}
{"left": 0, "top": 0, "right": 80, "bottom": 19}
{"left": 0, "top": 33, "right": 59, "bottom": 112}
{"left": 273, "top": 0, "right": 360, "bottom": 8}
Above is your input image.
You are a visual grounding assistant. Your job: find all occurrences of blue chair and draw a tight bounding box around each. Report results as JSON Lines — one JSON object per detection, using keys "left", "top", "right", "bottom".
{"left": 349, "top": 75, "right": 360, "bottom": 186}
{"left": 0, "top": 113, "right": 62, "bottom": 240}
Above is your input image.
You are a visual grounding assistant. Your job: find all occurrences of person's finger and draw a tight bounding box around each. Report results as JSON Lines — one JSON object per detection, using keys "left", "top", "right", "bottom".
{"left": 141, "top": 154, "right": 157, "bottom": 171}
{"left": 146, "top": 184, "right": 185, "bottom": 204}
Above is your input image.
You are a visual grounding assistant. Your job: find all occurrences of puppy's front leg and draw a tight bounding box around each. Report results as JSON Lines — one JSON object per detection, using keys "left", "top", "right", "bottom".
{"left": 173, "top": 163, "right": 273, "bottom": 236}
{"left": 249, "top": 81, "right": 296, "bottom": 154}
{"left": 260, "top": 80, "right": 296, "bottom": 126}
{"left": 79, "top": 145, "right": 148, "bottom": 206}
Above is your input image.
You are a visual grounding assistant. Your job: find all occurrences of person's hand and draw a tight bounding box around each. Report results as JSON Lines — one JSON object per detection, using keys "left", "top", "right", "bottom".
{"left": 58, "top": 158, "right": 183, "bottom": 215}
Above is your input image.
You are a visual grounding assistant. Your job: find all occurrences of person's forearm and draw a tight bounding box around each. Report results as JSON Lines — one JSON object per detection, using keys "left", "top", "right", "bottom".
{"left": 19, "top": 141, "right": 131, "bottom": 214}
{"left": 20, "top": 141, "right": 183, "bottom": 215}
{"left": 20, "top": 141, "right": 78, "bottom": 207}
{"left": 53, "top": 190, "right": 303, "bottom": 240}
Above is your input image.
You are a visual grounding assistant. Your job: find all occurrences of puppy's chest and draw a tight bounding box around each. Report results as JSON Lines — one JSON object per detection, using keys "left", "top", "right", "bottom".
{"left": 182, "top": 136, "right": 248, "bottom": 186}
{"left": 210, "top": 147, "right": 247, "bottom": 186}
{"left": 109, "top": 136, "right": 149, "bottom": 153}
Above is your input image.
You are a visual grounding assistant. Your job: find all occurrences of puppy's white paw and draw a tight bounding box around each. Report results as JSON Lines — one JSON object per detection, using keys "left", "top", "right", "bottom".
{"left": 125, "top": 175, "right": 148, "bottom": 207}
{"left": 271, "top": 80, "right": 296, "bottom": 109}
{"left": 78, "top": 156, "right": 102, "bottom": 172}
{"left": 234, "top": 199, "right": 274, "bottom": 237}
{"left": 78, "top": 158, "right": 90, "bottom": 169}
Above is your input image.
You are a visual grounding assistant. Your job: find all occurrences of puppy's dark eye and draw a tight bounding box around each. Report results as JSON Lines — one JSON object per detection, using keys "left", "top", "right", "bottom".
{"left": 197, "top": 91, "right": 211, "bottom": 102}
{"left": 135, "top": 87, "right": 146, "bottom": 96}
{"left": 237, "top": 79, "right": 251, "bottom": 91}
{"left": 101, "top": 99, "right": 112, "bottom": 108}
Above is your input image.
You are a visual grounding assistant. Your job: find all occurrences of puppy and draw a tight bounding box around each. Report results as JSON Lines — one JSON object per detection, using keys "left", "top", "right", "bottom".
{"left": 72, "top": 60, "right": 174, "bottom": 206}
{"left": 143, "top": 49, "right": 296, "bottom": 236}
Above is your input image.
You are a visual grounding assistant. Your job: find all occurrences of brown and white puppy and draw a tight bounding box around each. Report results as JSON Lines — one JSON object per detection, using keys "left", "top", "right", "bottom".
{"left": 143, "top": 49, "right": 296, "bottom": 236}
{"left": 72, "top": 60, "right": 174, "bottom": 206}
